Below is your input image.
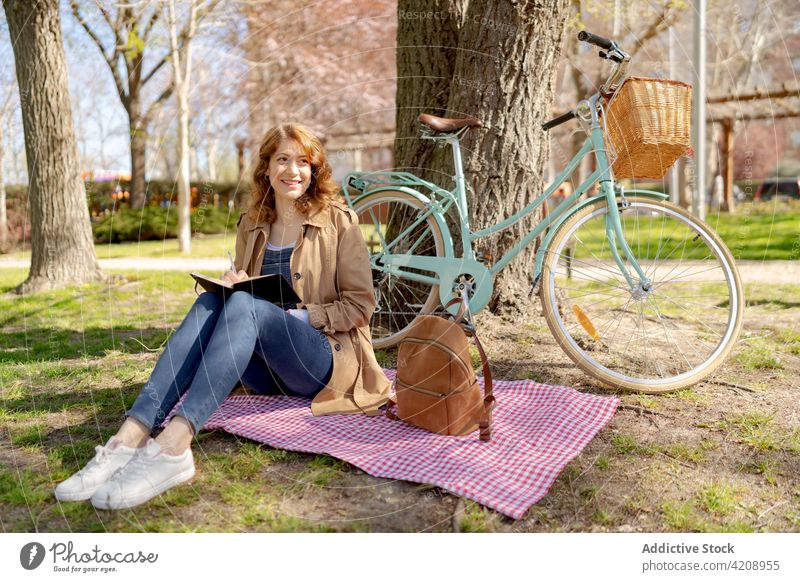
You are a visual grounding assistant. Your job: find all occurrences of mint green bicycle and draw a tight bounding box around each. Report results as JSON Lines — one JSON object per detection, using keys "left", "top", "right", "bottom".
{"left": 342, "top": 31, "right": 744, "bottom": 393}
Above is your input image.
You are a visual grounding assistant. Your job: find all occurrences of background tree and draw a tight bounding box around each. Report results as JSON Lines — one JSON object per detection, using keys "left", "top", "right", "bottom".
{"left": 165, "top": 0, "right": 223, "bottom": 253}
{"left": 2, "top": 0, "right": 104, "bottom": 293}
{"left": 395, "top": 0, "right": 570, "bottom": 313}
{"left": 70, "top": 1, "right": 179, "bottom": 208}
{"left": 241, "top": 1, "right": 396, "bottom": 148}
{"left": 0, "top": 83, "right": 15, "bottom": 252}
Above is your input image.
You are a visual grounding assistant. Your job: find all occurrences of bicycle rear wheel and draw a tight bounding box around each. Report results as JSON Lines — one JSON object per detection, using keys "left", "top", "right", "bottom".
{"left": 540, "top": 196, "right": 744, "bottom": 392}
{"left": 352, "top": 190, "right": 445, "bottom": 349}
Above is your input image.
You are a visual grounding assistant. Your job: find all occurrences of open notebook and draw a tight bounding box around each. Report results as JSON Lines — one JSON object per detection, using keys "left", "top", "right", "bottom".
{"left": 191, "top": 273, "right": 301, "bottom": 306}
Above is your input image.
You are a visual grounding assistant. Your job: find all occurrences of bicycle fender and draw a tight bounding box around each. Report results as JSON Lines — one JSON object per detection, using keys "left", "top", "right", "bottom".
{"left": 533, "top": 189, "right": 669, "bottom": 280}
{"left": 347, "top": 187, "right": 456, "bottom": 259}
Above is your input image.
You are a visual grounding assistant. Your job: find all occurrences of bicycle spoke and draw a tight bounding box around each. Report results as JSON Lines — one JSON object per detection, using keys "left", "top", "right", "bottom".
{"left": 355, "top": 194, "right": 444, "bottom": 347}
{"left": 544, "top": 198, "right": 740, "bottom": 387}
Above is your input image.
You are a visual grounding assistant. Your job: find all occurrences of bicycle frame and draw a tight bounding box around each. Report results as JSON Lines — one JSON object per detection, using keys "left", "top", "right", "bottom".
{"left": 342, "top": 94, "right": 666, "bottom": 313}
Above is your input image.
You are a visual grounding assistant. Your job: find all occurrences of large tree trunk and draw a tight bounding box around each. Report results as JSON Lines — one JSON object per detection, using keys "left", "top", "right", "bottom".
{"left": 395, "top": 0, "right": 569, "bottom": 314}
{"left": 395, "top": 0, "right": 466, "bottom": 185}
{"left": 3, "top": 0, "right": 105, "bottom": 293}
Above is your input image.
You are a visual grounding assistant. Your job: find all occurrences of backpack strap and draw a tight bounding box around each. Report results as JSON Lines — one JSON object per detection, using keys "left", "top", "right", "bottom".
{"left": 384, "top": 392, "right": 398, "bottom": 421}
{"left": 463, "top": 326, "right": 494, "bottom": 441}
{"left": 445, "top": 296, "right": 495, "bottom": 441}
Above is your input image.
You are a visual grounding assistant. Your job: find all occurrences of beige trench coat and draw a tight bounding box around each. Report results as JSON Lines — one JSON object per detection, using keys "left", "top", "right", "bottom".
{"left": 233, "top": 200, "right": 391, "bottom": 416}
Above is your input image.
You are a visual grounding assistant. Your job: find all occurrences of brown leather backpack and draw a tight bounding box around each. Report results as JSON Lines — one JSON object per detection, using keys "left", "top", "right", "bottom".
{"left": 385, "top": 299, "right": 495, "bottom": 441}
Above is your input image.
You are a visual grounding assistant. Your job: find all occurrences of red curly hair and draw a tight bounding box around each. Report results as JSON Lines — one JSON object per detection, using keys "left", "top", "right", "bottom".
{"left": 248, "top": 123, "right": 340, "bottom": 224}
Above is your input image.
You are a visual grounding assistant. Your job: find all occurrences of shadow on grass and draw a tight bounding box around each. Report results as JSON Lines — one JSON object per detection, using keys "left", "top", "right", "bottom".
{"left": 0, "top": 275, "right": 138, "bottom": 324}
{"left": 0, "top": 326, "right": 173, "bottom": 364}
{"left": 2, "top": 385, "right": 140, "bottom": 420}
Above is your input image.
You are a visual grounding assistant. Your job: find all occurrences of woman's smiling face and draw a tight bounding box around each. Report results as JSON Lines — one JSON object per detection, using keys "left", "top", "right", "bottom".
{"left": 267, "top": 139, "right": 312, "bottom": 204}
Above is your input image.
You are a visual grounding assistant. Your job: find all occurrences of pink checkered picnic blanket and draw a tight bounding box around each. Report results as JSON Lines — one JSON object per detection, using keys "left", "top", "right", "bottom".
{"left": 195, "top": 370, "right": 618, "bottom": 520}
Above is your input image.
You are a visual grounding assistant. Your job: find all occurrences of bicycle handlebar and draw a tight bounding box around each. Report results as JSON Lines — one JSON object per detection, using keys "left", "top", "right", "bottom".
{"left": 542, "top": 110, "right": 575, "bottom": 131}
{"left": 542, "top": 31, "right": 630, "bottom": 131}
{"left": 577, "top": 30, "right": 614, "bottom": 50}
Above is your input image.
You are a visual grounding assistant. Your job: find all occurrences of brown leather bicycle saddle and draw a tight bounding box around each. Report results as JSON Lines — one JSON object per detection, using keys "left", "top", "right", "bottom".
{"left": 418, "top": 113, "right": 483, "bottom": 133}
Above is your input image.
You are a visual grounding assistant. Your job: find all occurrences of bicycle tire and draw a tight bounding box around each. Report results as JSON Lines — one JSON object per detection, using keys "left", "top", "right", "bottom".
{"left": 351, "top": 190, "right": 446, "bottom": 349}
{"left": 540, "top": 196, "right": 744, "bottom": 392}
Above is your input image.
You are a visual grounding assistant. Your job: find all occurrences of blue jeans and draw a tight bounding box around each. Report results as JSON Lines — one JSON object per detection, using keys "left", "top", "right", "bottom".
{"left": 126, "top": 291, "right": 333, "bottom": 434}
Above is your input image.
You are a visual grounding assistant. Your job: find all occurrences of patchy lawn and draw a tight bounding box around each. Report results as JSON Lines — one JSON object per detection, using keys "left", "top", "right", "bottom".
{"left": 0, "top": 268, "right": 798, "bottom": 532}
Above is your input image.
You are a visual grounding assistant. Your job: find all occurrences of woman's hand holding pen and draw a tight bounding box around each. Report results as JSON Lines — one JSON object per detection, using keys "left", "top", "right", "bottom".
{"left": 222, "top": 250, "right": 249, "bottom": 284}
{"left": 222, "top": 269, "right": 249, "bottom": 284}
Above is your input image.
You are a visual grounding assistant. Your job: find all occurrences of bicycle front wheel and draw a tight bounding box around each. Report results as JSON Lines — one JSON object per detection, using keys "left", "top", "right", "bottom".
{"left": 352, "top": 190, "right": 445, "bottom": 349}
{"left": 541, "top": 196, "right": 744, "bottom": 392}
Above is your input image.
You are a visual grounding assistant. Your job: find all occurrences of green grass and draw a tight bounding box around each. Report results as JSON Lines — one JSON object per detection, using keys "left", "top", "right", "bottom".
{"left": 611, "top": 433, "right": 641, "bottom": 455}
{"left": 662, "top": 501, "right": 702, "bottom": 531}
{"left": 1, "top": 264, "right": 798, "bottom": 532}
{"left": 777, "top": 330, "right": 800, "bottom": 355}
{"left": 570, "top": 205, "right": 799, "bottom": 261}
{"left": 6, "top": 225, "right": 379, "bottom": 261}
{"left": 459, "top": 499, "right": 499, "bottom": 532}
{"left": 738, "top": 458, "right": 779, "bottom": 486}
{"left": 5, "top": 233, "right": 235, "bottom": 261}
{"left": 718, "top": 412, "right": 800, "bottom": 454}
{"left": 0, "top": 268, "right": 193, "bottom": 365}
{"left": 734, "top": 339, "right": 784, "bottom": 370}
{"left": 660, "top": 442, "right": 709, "bottom": 464}
{"left": 594, "top": 455, "right": 611, "bottom": 470}
{"left": 696, "top": 482, "right": 738, "bottom": 515}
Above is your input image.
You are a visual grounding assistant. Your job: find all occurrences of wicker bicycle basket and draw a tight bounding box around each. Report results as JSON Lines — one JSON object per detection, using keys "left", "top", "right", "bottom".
{"left": 604, "top": 77, "right": 692, "bottom": 180}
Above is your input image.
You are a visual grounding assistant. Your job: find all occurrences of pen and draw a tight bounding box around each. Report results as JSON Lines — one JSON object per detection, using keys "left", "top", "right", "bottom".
{"left": 227, "top": 251, "right": 236, "bottom": 273}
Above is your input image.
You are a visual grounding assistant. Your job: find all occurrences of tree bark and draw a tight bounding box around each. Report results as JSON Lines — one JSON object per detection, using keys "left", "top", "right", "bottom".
{"left": 3, "top": 0, "right": 105, "bottom": 293}
{"left": 207, "top": 137, "right": 218, "bottom": 182}
{"left": 167, "top": 0, "right": 197, "bottom": 254}
{"left": 395, "top": 0, "right": 466, "bottom": 184}
{"left": 128, "top": 93, "right": 149, "bottom": 209}
{"left": 395, "top": 0, "right": 569, "bottom": 314}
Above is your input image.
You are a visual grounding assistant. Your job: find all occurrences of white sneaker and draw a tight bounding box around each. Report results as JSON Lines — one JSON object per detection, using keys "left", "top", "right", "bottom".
{"left": 90, "top": 438, "right": 195, "bottom": 510}
{"left": 54, "top": 437, "right": 138, "bottom": 502}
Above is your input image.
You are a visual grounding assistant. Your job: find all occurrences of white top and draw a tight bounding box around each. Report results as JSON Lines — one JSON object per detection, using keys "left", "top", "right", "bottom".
{"left": 266, "top": 240, "right": 296, "bottom": 251}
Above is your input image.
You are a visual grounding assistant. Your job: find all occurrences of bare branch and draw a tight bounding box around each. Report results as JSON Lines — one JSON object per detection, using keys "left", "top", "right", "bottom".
{"left": 141, "top": 7, "right": 161, "bottom": 41}
{"left": 141, "top": 84, "right": 176, "bottom": 125}
{"left": 70, "top": 1, "right": 129, "bottom": 103}
{"left": 628, "top": 5, "right": 687, "bottom": 58}
{"left": 195, "top": 0, "right": 225, "bottom": 23}
{"left": 140, "top": 55, "right": 171, "bottom": 86}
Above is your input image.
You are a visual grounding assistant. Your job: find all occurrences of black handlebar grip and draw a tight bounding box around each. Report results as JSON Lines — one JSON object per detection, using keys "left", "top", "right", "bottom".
{"left": 542, "top": 110, "right": 576, "bottom": 131}
{"left": 578, "top": 30, "right": 614, "bottom": 50}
